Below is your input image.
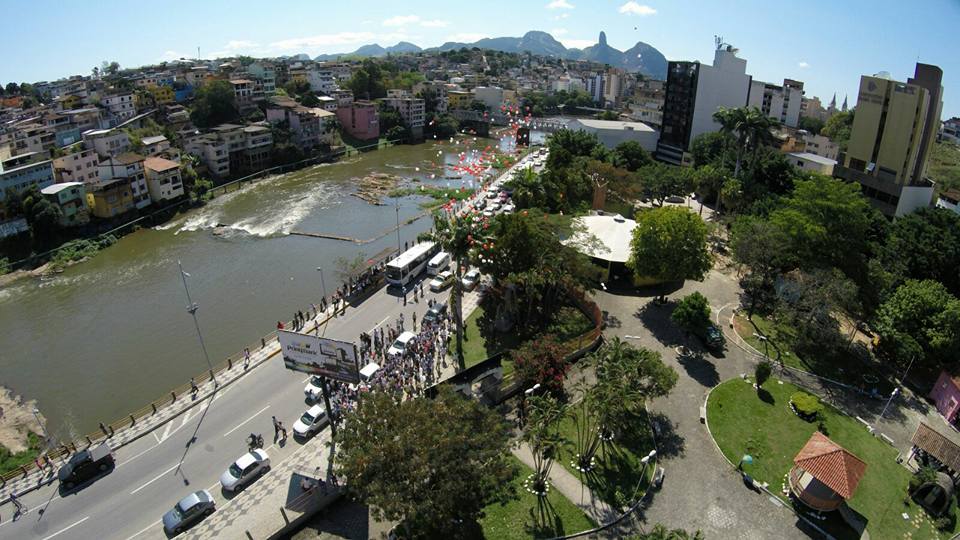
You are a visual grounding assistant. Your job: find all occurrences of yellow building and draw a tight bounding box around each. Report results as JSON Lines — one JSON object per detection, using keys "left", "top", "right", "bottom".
{"left": 834, "top": 63, "right": 942, "bottom": 217}
{"left": 447, "top": 90, "right": 473, "bottom": 110}
{"left": 86, "top": 178, "right": 135, "bottom": 218}
{"left": 149, "top": 85, "right": 174, "bottom": 105}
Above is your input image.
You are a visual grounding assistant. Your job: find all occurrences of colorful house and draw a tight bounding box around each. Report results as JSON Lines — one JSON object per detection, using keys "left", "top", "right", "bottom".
{"left": 930, "top": 371, "right": 960, "bottom": 426}
{"left": 41, "top": 182, "right": 89, "bottom": 226}
{"left": 788, "top": 432, "right": 867, "bottom": 512}
{"left": 86, "top": 177, "right": 135, "bottom": 218}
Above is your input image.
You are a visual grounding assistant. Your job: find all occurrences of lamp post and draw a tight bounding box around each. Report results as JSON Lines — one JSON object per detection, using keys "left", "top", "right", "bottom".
{"left": 639, "top": 449, "right": 657, "bottom": 483}
{"left": 737, "top": 454, "right": 753, "bottom": 470}
{"left": 519, "top": 384, "right": 541, "bottom": 427}
{"left": 315, "top": 267, "right": 328, "bottom": 302}
{"left": 752, "top": 333, "right": 769, "bottom": 359}
{"left": 876, "top": 356, "right": 915, "bottom": 422}
{"left": 178, "top": 261, "right": 217, "bottom": 386}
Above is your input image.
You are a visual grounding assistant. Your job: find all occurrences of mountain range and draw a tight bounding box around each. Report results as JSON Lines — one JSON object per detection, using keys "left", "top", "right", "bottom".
{"left": 311, "top": 31, "right": 668, "bottom": 79}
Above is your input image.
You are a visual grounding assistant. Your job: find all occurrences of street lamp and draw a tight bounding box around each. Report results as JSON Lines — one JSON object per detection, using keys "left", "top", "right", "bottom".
{"left": 178, "top": 261, "right": 217, "bottom": 387}
{"left": 737, "top": 454, "right": 754, "bottom": 470}
{"left": 519, "top": 384, "right": 541, "bottom": 426}
{"left": 315, "top": 267, "right": 327, "bottom": 302}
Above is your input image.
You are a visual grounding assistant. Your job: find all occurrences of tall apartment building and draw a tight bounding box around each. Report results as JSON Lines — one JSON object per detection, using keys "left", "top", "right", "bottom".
{"left": 748, "top": 78, "right": 803, "bottom": 127}
{"left": 98, "top": 153, "right": 151, "bottom": 210}
{"left": 833, "top": 63, "right": 943, "bottom": 217}
{"left": 382, "top": 90, "right": 425, "bottom": 140}
{"left": 656, "top": 44, "right": 752, "bottom": 165}
{"left": 53, "top": 148, "right": 100, "bottom": 184}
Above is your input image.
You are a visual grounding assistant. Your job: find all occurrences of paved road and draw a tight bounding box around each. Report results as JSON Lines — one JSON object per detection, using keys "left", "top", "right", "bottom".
{"left": 0, "top": 281, "right": 452, "bottom": 540}
{"left": 594, "top": 270, "right": 820, "bottom": 539}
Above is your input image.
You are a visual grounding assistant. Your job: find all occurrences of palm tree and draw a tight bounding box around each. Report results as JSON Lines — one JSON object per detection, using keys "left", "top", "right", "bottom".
{"left": 632, "top": 524, "right": 705, "bottom": 540}
{"left": 431, "top": 212, "right": 476, "bottom": 368}
{"left": 712, "top": 107, "right": 778, "bottom": 179}
{"left": 523, "top": 394, "right": 567, "bottom": 495}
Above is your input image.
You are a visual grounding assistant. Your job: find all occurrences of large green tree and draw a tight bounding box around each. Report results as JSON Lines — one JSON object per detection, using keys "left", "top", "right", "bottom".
{"left": 672, "top": 292, "right": 712, "bottom": 335}
{"left": 334, "top": 388, "right": 515, "bottom": 537}
{"left": 730, "top": 216, "right": 790, "bottom": 316}
{"left": 190, "top": 80, "right": 238, "bottom": 127}
{"left": 881, "top": 208, "right": 960, "bottom": 297}
{"left": 628, "top": 206, "right": 711, "bottom": 291}
{"left": 873, "top": 280, "right": 960, "bottom": 369}
{"left": 712, "top": 106, "right": 778, "bottom": 178}
{"left": 822, "top": 110, "right": 855, "bottom": 150}
{"left": 612, "top": 140, "right": 653, "bottom": 172}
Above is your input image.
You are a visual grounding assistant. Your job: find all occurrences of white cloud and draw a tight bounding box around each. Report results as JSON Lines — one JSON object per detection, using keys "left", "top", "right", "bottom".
{"left": 224, "top": 40, "right": 259, "bottom": 51}
{"left": 547, "top": 0, "right": 574, "bottom": 9}
{"left": 551, "top": 28, "right": 569, "bottom": 36}
{"left": 420, "top": 19, "right": 450, "bottom": 28}
{"left": 619, "top": 1, "right": 656, "bottom": 16}
{"left": 383, "top": 15, "right": 421, "bottom": 27}
{"left": 798, "top": 61, "right": 810, "bottom": 69}
{"left": 158, "top": 50, "right": 191, "bottom": 61}
{"left": 560, "top": 38, "right": 594, "bottom": 49}
{"left": 553, "top": 13, "right": 570, "bottom": 20}
{"left": 445, "top": 32, "right": 488, "bottom": 43}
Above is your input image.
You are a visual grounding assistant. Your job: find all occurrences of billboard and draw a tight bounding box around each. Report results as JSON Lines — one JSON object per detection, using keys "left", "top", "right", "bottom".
{"left": 277, "top": 330, "right": 360, "bottom": 383}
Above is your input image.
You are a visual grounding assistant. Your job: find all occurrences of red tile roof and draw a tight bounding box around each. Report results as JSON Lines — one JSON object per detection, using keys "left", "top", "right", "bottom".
{"left": 793, "top": 431, "right": 867, "bottom": 500}
{"left": 911, "top": 422, "right": 960, "bottom": 473}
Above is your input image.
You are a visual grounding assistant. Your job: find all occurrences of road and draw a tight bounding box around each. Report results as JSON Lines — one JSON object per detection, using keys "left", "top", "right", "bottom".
{"left": 0, "top": 147, "right": 536, "bottom": 540}
{"left": 0, "top": 281, "right": 452, "bottom": 540}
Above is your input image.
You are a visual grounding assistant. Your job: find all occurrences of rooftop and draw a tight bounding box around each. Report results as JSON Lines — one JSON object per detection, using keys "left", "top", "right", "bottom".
{"left": 564, "top": 213, "right": 637, "bottom": 263}
{"left": 41, "top": 182, "right": 84, "bottom": 195}
{"left": 111, "top": 152, "right": 146, "bottom": 165}
{"left": 141, "top": 135, "right": 168, "bottom": 146}
{"left": 793, "top": 431, "right": 867, "bottom": 500}
{"left": 144, "top": 156, "right": 180, "bottom": 172}
{"left": 911, "top": 422, "right": 960, "bottom": 473}
{"left": 572, "top": 118, "right": 657, "bottom": 133}
{"left": 788, "top": 152, "right": 838, "bottom": 166}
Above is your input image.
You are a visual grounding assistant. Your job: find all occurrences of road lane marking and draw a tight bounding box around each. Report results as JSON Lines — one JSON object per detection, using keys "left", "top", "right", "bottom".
{"left": 370, "top": 315, "right": 390, "bottom": 333}
{"left": 42, "top": 516, "right": 89, "bottom": 540}
{"left": 153, "top": 431, "right": 161, "bottom": 444}
{"left": 161, "top": 421, "right": 173, "bottom": 442}
{"left": 222, "top": 405, "right": 269, "bottom": 438}
{"left": 130, "top": 463, "right": 179, "bottom": 495}
{"left": 181, "top": 409, "right": 192, "bottom": 427}
{"left": 118, "top": 443, "right": 160, "bottom": 467}
{"left": 125, "top": 519, "right": 161, "bottom": 540}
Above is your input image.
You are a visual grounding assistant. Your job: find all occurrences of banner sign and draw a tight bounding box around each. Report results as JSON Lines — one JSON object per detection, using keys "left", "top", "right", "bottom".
{"left": 277, "top": 330, "right": 360, "bottom": 383}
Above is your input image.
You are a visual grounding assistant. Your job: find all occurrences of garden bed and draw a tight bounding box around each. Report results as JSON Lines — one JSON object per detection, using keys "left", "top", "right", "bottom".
{"left": 479, "top": 456, "right": 596, "bottom": 539}
{"left": 707, "top": 377, "right": 959, "bottom": 539}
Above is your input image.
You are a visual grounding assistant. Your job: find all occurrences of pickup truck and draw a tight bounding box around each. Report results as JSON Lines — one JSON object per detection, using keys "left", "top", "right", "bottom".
{"left": 58, "top": 442, "right": 114, "bottom": 490}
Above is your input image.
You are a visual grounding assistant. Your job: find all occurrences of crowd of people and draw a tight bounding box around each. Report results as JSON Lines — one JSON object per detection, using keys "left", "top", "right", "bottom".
{"left": 320, "top": 295, "right": 454, "bottom": 422}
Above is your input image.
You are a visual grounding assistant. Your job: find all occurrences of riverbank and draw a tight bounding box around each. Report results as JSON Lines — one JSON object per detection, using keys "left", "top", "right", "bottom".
{"left": 0, "top": 386, "right": 43, "bottom": 461}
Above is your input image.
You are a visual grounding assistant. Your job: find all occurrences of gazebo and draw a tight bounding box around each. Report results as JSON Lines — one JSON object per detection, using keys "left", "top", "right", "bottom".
{"left": 788, "top": 432, "right": 867, "bottom": 511}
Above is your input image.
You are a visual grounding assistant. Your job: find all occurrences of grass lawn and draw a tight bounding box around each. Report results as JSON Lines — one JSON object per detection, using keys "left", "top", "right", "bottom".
{"left": 734, "top": 313, "right": 893, "bottom": 394}
{"left": 0, "top": 432, "right": 41, "bottom": 476}
{"left": 462, "top": 305, "right": 520, "bottom": 373}
{"left": 707, "top": 378, "right": 959, "bottom": 539}
{"left": 479, "top": 456, "right": 596, "bottom": 539}
{"left": 555, "top": 407, "right": 656, "bottom": 509}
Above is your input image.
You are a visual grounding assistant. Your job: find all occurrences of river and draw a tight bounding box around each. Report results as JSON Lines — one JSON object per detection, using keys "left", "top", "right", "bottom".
{"left": 0, "top": 132, "right": 532, "bottom": 442}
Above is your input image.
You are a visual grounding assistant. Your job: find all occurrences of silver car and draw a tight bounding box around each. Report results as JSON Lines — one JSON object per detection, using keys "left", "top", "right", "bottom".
{"left": 219, "top": 449, "right": 270, "bottom": 492}
{"left": 162, "top": 490, "right": 215, "bottom": 535}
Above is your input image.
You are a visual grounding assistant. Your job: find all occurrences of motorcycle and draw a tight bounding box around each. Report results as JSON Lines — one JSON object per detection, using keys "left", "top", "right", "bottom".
{"left": 247, "top": 433, "right": 264, "bottom": 450}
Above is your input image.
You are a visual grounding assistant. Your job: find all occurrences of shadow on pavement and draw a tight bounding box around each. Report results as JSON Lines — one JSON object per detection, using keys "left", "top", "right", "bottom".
{"left": 676, "top": 350, "right": 720, "bottom": 388}
{"left": 291, "top": 498, "right": 371, "bottom": 540}
{"left": 647, "top": 412, "right": 685, "bottom": 459}
{"left": 634, "top": 303, "right": 685, "bottom": 347}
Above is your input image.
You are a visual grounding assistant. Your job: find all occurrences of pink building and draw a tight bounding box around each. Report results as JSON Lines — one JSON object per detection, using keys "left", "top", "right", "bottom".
{"left": 929, "top": 371, "right": 960, "bottom": 427}
{"left": 336, "top": 100, "right": 379, "bottom": 141}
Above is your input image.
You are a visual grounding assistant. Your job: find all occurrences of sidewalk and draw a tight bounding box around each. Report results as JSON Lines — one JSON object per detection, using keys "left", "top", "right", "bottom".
{"left": 0, "top": 302, "right": 342, "bottom": 506}
{"left": 511, "top": 442, "right": 619, "bottom": 528}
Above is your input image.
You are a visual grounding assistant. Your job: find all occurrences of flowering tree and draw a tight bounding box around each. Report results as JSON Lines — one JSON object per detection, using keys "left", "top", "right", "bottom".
{"left": 512, "top": 335, "right": 570, "bottom": 396}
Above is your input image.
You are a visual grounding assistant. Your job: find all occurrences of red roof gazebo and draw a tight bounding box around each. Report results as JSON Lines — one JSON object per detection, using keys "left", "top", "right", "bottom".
{"left": 788, "top": 432, "right": 867, "bottom": 511}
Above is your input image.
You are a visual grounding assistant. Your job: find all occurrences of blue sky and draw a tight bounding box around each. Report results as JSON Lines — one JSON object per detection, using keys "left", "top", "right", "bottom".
{"left": 2, "top": 0, "right": 959, "bottom": 117}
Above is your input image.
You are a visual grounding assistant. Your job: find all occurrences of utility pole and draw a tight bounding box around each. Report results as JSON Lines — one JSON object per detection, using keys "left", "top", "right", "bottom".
{"left": 179, "top": 261, "right": 217, "bottom": 386}
{"left": 316, "top": 267, "right": 327, "bottom": 301}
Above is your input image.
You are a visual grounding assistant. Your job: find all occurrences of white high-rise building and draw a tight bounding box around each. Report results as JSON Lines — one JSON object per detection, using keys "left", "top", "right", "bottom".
{"left": 748, "top": 78, "right": 803, "bottom": 127}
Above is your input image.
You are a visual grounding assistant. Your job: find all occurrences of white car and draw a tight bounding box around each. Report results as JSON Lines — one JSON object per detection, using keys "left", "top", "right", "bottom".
{"left": 462, "top": 269, "right": 481, "bottom": 291}
{"left": 429, "top": 270, "right": 454, "bottom": 291}
{"left": 486, "top": 190, "right": 499, "bottom": 199}
{"left": 219, "top": 449, "right": 270, "bottom": 492}
{"left": 387, "top": 331, "right": 417, "bottom": 358}
{"left": 483, "top": 210, "right": 495, "bottom": 218}
{"left": 501, "top": 203, "right": 515, "bottom": 214}
{"left": 304, "top": 375, "right": 324, "bottom": 400}
{"left": 488, "top": 201, "right": 501, "bottom": 211}
{"left": 293, "top": 404, "right": 327, "bottom": 438}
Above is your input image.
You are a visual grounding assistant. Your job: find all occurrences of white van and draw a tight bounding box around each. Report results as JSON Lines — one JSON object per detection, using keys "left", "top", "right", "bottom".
{"left": 387, "top": 331, "right": 417, "bottom": 358}
{"left": 359, "top": 362, "right": 380, "bottom": 383}
{"left": 427, "top": 251, "right": 451, "bottom": 276}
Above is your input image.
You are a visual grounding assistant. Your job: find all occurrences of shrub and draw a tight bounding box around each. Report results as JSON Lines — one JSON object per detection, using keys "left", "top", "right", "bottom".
{"left": 0, "top": 257, "right": 10, "bottom": 274}
{"left": 754, "top": 360, "right": 772, "bottom": 388}
{"left": 790, "top": 391, "right": 823, "bottom": 421}
{"left": 672, "top": 292, "right": 711, "bottom": 334}
{"left": 547, "top": 306, "right": 593, "bottom": 340}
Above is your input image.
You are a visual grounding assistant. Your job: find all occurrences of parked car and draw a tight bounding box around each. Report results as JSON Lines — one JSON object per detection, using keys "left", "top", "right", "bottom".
{"left": 162, "top": 490, "right": 215, "bottom": 535}
{"left": 703, "top": 324, "right": 726, "bottom": 352}
{"left": 488, "top": 202, "right": 501, "bottom": 211}
{"left": 422, "top": 301, "right": 448, "bottom": 324}
{"left": 486, "top": 190, "right": 499, "bottom": 199}
{"left": 501, "top": 203, "right": 515, "bottom": 214}
{"left": 304, "top": 375, "right": 324, "bottom": 400}
{"left": 387, "top": 331, "right": 417, "bottom": 358}
{"left": 461, "top": 269, "right": 481, "bottom": 292}
{"left": 58, "top": 442, "right": 114, "bottom": 490}
{"left": 483, "top": 210, "right": 495, "bottom": 218}
{"left": 293, "top": 404, "right": 327, "bottom": 438}
{"left": 220, "top": 449, "right": 270, "bottom": 492}
{"left": 429, "top": 270, "right": 454, "bottom": 291}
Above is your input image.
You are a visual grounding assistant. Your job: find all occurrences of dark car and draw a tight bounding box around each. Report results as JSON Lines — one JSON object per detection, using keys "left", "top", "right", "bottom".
{"left": 162, "top": 490, "right": 215, "bottom": 535}
{"left": 704, "top": 324, "right": 726, "bottom": 352}
{"left": 422, "top": 302, "right": 448, "bottom": 325}
{"left": 58, "top": 442, "right": 114, "bottom": 489}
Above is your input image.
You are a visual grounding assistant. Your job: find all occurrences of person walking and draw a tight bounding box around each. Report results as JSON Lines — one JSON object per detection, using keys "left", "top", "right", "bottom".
{"left": 9, "top": 492, "right": 25, "bottom": 519}
{"left": 272, "top": 416, "right": 281, "bottom": 441}
{"left": 412, "top": 311, "right": 417, "bottom": 332}
{"left": 278, "top": 421, "right": 287, "bottom": 441}
{"left": 244, "top": 347, "right": 251, "bottom": 368}
{"left": 190, "top": 377, "right": 198, "bottom": 396}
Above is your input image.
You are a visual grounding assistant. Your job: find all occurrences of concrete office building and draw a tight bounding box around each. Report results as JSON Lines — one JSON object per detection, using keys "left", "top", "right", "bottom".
{"left": 567, "top": 119, "right": 659, "bottom": 152}
{"left": 833, "top": 63, "right": 943, "bottom": 217}
{"left": 656, "top": 43, "right": 752, "bottom": 165}
{"left": 748, "top": 78, "right": 803, "bottom": 127}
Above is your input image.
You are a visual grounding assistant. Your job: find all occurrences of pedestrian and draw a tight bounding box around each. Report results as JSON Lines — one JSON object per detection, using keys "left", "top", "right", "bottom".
{"left": 412, "top": 311, "right": 417, "bottom": 331}
{"left": 244, "top": 347, "right": 251, "bottom": 368}
{"left": 190, "top": 377, "right": 198, "bottom": 395}
{"left": 272, "top": 416, "right": 280, "bottom": 441}
{"left": 9, "top": 492, "right": 24, "bottom": 518}
{"left": 279, "top": 421, "right": 287, "bottom": 441}
{"left": 277, "top": 321, "right": 285, "bottom": 330}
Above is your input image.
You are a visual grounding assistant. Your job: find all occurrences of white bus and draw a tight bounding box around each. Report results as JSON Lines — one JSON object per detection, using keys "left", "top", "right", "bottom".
{"left": 427, "top": 251, "right": 451, "bottom": 276}
{"left": 386, "top": 242, "right": 439, "bottom": 288}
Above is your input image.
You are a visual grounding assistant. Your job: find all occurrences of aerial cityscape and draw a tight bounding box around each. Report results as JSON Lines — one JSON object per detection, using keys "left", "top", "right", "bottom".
{"left": 1, "top": 1, "right": 960, "bottom": 539}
